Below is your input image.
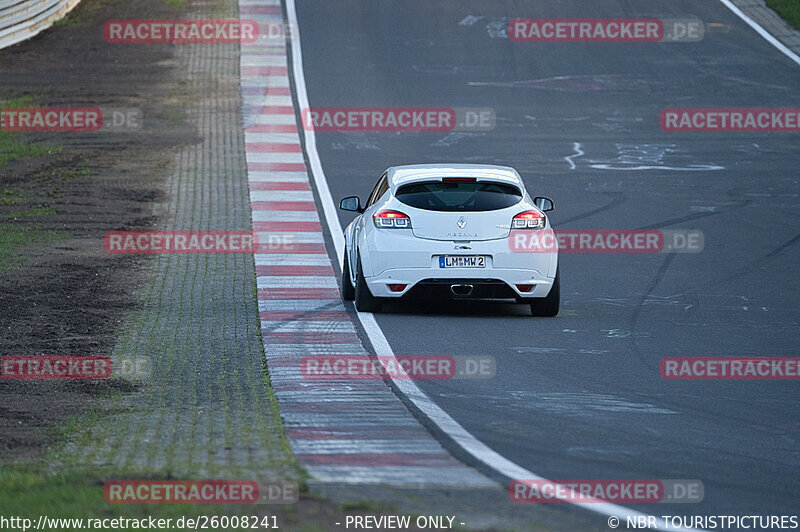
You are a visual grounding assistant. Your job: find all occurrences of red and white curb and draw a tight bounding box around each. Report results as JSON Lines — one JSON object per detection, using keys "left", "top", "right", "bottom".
{"left": 239, "top": 0, "right": 494, "bottom": 487}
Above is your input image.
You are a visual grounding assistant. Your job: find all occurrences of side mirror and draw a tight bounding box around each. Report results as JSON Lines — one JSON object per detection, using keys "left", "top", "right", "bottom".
{"left": 339, "top": 196, "right": 363, "bottom": 213}
{"left": 533, "top": 197, "right": 554, "bottom": 212}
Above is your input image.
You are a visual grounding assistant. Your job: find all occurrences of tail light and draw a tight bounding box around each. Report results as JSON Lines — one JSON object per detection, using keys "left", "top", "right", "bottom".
{"left": 512, "top": 210, "right": 545, "bottom": 229}
{"left": 373, "top": 210, "right": 411, "bottom": 229}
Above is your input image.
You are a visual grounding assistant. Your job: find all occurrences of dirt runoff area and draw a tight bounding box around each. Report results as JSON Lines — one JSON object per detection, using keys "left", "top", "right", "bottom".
{"left": 0, "top": 0, "right": 198, "bottom": 458}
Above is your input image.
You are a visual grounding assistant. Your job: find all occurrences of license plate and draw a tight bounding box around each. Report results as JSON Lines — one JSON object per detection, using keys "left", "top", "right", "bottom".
{"left": 439, "top": 255, "right": 486, "bottom": 268}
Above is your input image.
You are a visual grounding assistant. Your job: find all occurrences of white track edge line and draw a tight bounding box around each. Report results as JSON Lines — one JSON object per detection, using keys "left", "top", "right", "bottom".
{"left": 719, "top": 0, "right": 800, "bottom": 66}
{"left": 284, "top": 0, "right": 701, "bottom": 528}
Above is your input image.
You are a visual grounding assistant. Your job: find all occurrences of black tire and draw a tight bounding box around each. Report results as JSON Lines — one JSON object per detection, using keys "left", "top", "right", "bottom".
{"left": 530, "top": 268, "right": 560, "bottom": 317}
{"left": 355, "top": 254, "right": 382, "bottom": 313}
{"left": 341, "top": 250, "right": 355, "bottom": 301}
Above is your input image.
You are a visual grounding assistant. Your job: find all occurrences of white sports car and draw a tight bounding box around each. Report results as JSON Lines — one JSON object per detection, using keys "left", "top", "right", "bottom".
{"left": 338, "top": 164, "right": 559, "bottom": 316}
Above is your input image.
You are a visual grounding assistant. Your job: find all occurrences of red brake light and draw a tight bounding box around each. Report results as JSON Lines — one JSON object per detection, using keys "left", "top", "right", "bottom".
{"left": 388, "top": 284, "right": 407, "bottom": 292}
{"left": 373, "top": 210, "right": 411, "bottom": 229}
{"left": 441, "top": 177, "right": 477, "bottom": 183}
{"left": 512, "top": 210, "right": 545, "bottom": 230}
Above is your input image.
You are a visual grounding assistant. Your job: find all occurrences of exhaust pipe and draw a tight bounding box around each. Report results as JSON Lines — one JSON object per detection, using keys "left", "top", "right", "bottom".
{"left": 450, "top": 283, "right": 474, "bottom": 296}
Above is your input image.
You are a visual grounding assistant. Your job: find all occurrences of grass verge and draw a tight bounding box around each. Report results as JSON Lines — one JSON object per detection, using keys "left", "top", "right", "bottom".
{"left": 1, "top": 96, "right": 62, "bottom": 167}
{"left": 767, "top": 0, "right": 800, "bottom": 29}
{"left": 0, "top": 223, "right": 64, "bottom": 271}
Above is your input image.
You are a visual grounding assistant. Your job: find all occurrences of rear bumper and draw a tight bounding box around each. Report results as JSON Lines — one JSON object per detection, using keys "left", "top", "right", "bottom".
{"left": 365, "top": 267, "right": 555, "bottom": 299}
{"left": 403, "top": 278, "right": 531, "bottom": 300}
{"left": 359, "top": 231, "right": 557, "bottom": 299}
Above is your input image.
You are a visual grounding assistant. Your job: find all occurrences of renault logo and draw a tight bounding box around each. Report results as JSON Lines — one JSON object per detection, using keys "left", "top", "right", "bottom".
{"left": 457, "top": 217, "right": 467, "bottom": 229}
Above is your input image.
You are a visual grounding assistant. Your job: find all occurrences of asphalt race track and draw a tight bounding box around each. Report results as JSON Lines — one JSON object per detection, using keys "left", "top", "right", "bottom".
{"left": 295, "top": 0, "right": 800, "bottom": 519}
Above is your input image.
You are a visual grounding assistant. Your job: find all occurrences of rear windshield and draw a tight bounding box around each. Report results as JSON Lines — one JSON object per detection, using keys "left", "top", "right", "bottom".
{"left": 395, "top": 180, "right": 522, "bottom": 212}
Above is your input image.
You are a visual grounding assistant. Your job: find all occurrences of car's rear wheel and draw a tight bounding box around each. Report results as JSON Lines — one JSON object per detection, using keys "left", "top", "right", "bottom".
{"left": 341, "top": 249, "right": 355, "bottom": 301}
{"left": 530, "top": 268, "right": 559, "bottom": 317}
{"left": 355, "top": 254, "right": 382, "bottom": 313}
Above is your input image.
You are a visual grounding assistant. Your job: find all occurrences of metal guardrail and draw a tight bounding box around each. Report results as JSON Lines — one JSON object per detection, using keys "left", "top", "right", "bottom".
{"left": 0, "top": 0, "right": 82, "bottom": 50}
